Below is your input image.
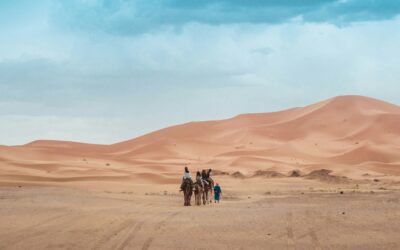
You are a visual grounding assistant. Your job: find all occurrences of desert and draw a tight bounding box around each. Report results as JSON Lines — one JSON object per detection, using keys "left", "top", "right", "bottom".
{"left": 1, "top": 95, "right": 400, "bottom": 249}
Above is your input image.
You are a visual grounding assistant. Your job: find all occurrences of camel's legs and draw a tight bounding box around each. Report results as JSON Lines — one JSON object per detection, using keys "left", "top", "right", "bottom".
{"left": 194, "top": 192, "right": 199, "bottom": 205}
{"left": 184, "top": 191, "right": 188, "bottom": 206}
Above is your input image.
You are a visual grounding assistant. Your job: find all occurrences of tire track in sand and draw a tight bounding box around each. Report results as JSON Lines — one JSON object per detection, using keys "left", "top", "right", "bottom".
{"left": 92, "top": 203, "right": 154, "bottom": 250}
{"left": 286, "top": 212, "right": 295, "bottom": 250}
{"left": 297, "top": 210, "right": 323, "bottom": 250}
{"left": 115, "top": 221, "right": 145, "bottom": 250}
{"left": 141, "top": 210, "right": 181, "bottom": 250}
{"left": 91, "top": 218, "right": 136, "bottom": 250}
{"left": 141, "top": 237, "right": 154, "bottom": 250}
{"left": 308, "top": 228, "right": 321, "bottom": 250}
{"left": 111, "top": 204, "right": 157, "bottom": 250}
{"left": 306, "top": 210, "right": 322, "bottom": 250}
{"left": 0, "top": 213, "right": 68, "bottom": 239}
{"left": 2, "top": 202, "right": 137, "bottom": 249}
{"left": 109, "top": 203, "right": 168, "bottom": 250}
{"left": 0, "top": 212, "right": 78, "bottom": 249}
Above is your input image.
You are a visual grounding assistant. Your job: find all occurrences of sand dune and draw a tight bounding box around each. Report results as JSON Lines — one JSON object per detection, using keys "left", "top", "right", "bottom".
{"left": 1, "top": 95, "right": 400, "bottom": 184}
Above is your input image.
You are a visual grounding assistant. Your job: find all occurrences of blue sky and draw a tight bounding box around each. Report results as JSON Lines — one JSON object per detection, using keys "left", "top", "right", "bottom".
{"left": 1, "top": 0, "right": 400, "bottom": 145}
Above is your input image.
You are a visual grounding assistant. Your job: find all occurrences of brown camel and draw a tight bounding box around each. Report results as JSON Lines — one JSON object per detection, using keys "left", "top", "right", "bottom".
{"left": 202, "top": 178, "right": 214, "bottom": 204}
{"left": 207, "top": 177, "right": 214, "bottom": 203}
{"left": 182, "top": 178, "right": 193, "bottom": 206}
{"left": 193, "top": 180, "right": 204, "bottom": 206}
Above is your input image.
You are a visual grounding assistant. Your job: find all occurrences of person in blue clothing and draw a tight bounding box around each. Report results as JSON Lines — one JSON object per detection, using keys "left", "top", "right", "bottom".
{"left": 213, "top": 183, "right": 222, "bottom": 203}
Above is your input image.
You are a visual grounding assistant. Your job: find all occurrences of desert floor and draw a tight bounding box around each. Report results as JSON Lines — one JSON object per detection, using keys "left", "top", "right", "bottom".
{"left": 1, "top": 177, "right": 400, "bottom": 250}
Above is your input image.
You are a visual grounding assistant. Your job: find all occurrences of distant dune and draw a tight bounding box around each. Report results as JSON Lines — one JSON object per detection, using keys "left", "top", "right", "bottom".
{"left": 1, "top": 95, "right": 400, "bottom": 184}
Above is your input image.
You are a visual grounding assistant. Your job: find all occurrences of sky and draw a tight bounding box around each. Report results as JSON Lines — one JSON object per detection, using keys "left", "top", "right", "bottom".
{"left": 1, "top": 0, "right": 400, "bottom": 145}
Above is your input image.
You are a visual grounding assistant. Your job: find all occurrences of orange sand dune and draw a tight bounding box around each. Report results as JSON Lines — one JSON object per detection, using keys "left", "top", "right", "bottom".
{"left": 1, "top": 95, "right": 400, "bottom": 184}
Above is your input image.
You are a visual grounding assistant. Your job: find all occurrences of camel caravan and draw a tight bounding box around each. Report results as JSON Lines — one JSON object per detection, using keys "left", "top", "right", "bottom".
{"left": 180, "top": 167, "right": 222, "bottom": 206}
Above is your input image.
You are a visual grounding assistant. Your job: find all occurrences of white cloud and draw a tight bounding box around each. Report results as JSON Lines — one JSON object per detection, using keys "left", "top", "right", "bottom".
{"left": 1, "top": 11, "right": 400, "bottom": 145}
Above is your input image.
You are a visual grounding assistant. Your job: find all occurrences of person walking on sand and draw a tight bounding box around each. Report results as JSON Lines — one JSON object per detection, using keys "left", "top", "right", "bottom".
{"left": 214, "top": 183, "right": 222, "bottom": 203}
{"left": 180, "top": 166, "right": 192, "bottom": 191}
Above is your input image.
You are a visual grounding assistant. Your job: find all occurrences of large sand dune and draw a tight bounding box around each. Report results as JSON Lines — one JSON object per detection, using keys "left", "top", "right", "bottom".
{"left": 1, "top": 95, "right": 399, "bottom": 184}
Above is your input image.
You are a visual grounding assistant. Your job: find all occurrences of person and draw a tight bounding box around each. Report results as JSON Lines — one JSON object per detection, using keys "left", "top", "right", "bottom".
{"left": 195, "top": 171, "right": 204, "bottom": 188}
{"left": 183, "top": 166, "right": 191, "bottom": 180}
{"left": 180, "top": 167, "right": 192, "bottom": 191}
{"left": 214, "top": 183, "right": 222, "bottom": 203}
{"left": 206, "top": 169, "right": 213, "bottom": 183}
{"left": 201, "top": 169, "right": 209, "bottom": 185}
{"left": 206, "top": 169, "right": 212, "bottom": 179}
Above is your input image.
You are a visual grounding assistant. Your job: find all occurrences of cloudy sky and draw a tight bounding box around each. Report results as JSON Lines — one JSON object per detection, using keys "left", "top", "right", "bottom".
{"left": 1, "top": 0, "right": 400, "bottom": 145}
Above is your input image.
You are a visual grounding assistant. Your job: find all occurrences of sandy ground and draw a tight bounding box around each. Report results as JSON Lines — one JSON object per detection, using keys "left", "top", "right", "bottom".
{"left": 1, "top": 177, "right": 400, "bottom": 250}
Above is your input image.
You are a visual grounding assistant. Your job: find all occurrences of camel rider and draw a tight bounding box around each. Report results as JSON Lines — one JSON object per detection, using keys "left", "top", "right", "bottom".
{"left": 196, "top": 171, "right": 204, "bottom": 188}
{"left": 206, "top": 168, "right": 212, "bottom": 179}
{"left": 201, "top": 169, "right": 209, "bottom": 186}
{"left": 180, "top": 167, "right": 192, "bottom": 191}
{"left": 206, "top": 168, "right": 213, "bottom": 185}
{"left": 183, "top": 166, "right": 191, "bottom": 180}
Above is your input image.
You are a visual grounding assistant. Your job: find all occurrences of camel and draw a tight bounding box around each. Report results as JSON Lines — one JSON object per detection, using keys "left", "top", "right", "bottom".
{"left": 193, "top": 180, "right": 204, "bottom": 206}
{"left": 207, "top": 177, "right": 214, "bottom": 203}
{"left": 182, "top": 178, "right": 193, "bottom": 206}
{"left": 202, "top": 177, "right": 214, "bottom": 204}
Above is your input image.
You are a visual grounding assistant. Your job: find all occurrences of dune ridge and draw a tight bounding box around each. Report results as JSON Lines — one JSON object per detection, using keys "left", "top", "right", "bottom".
{"left": 1, "top": 95, "right": 400, "bottom": 184}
